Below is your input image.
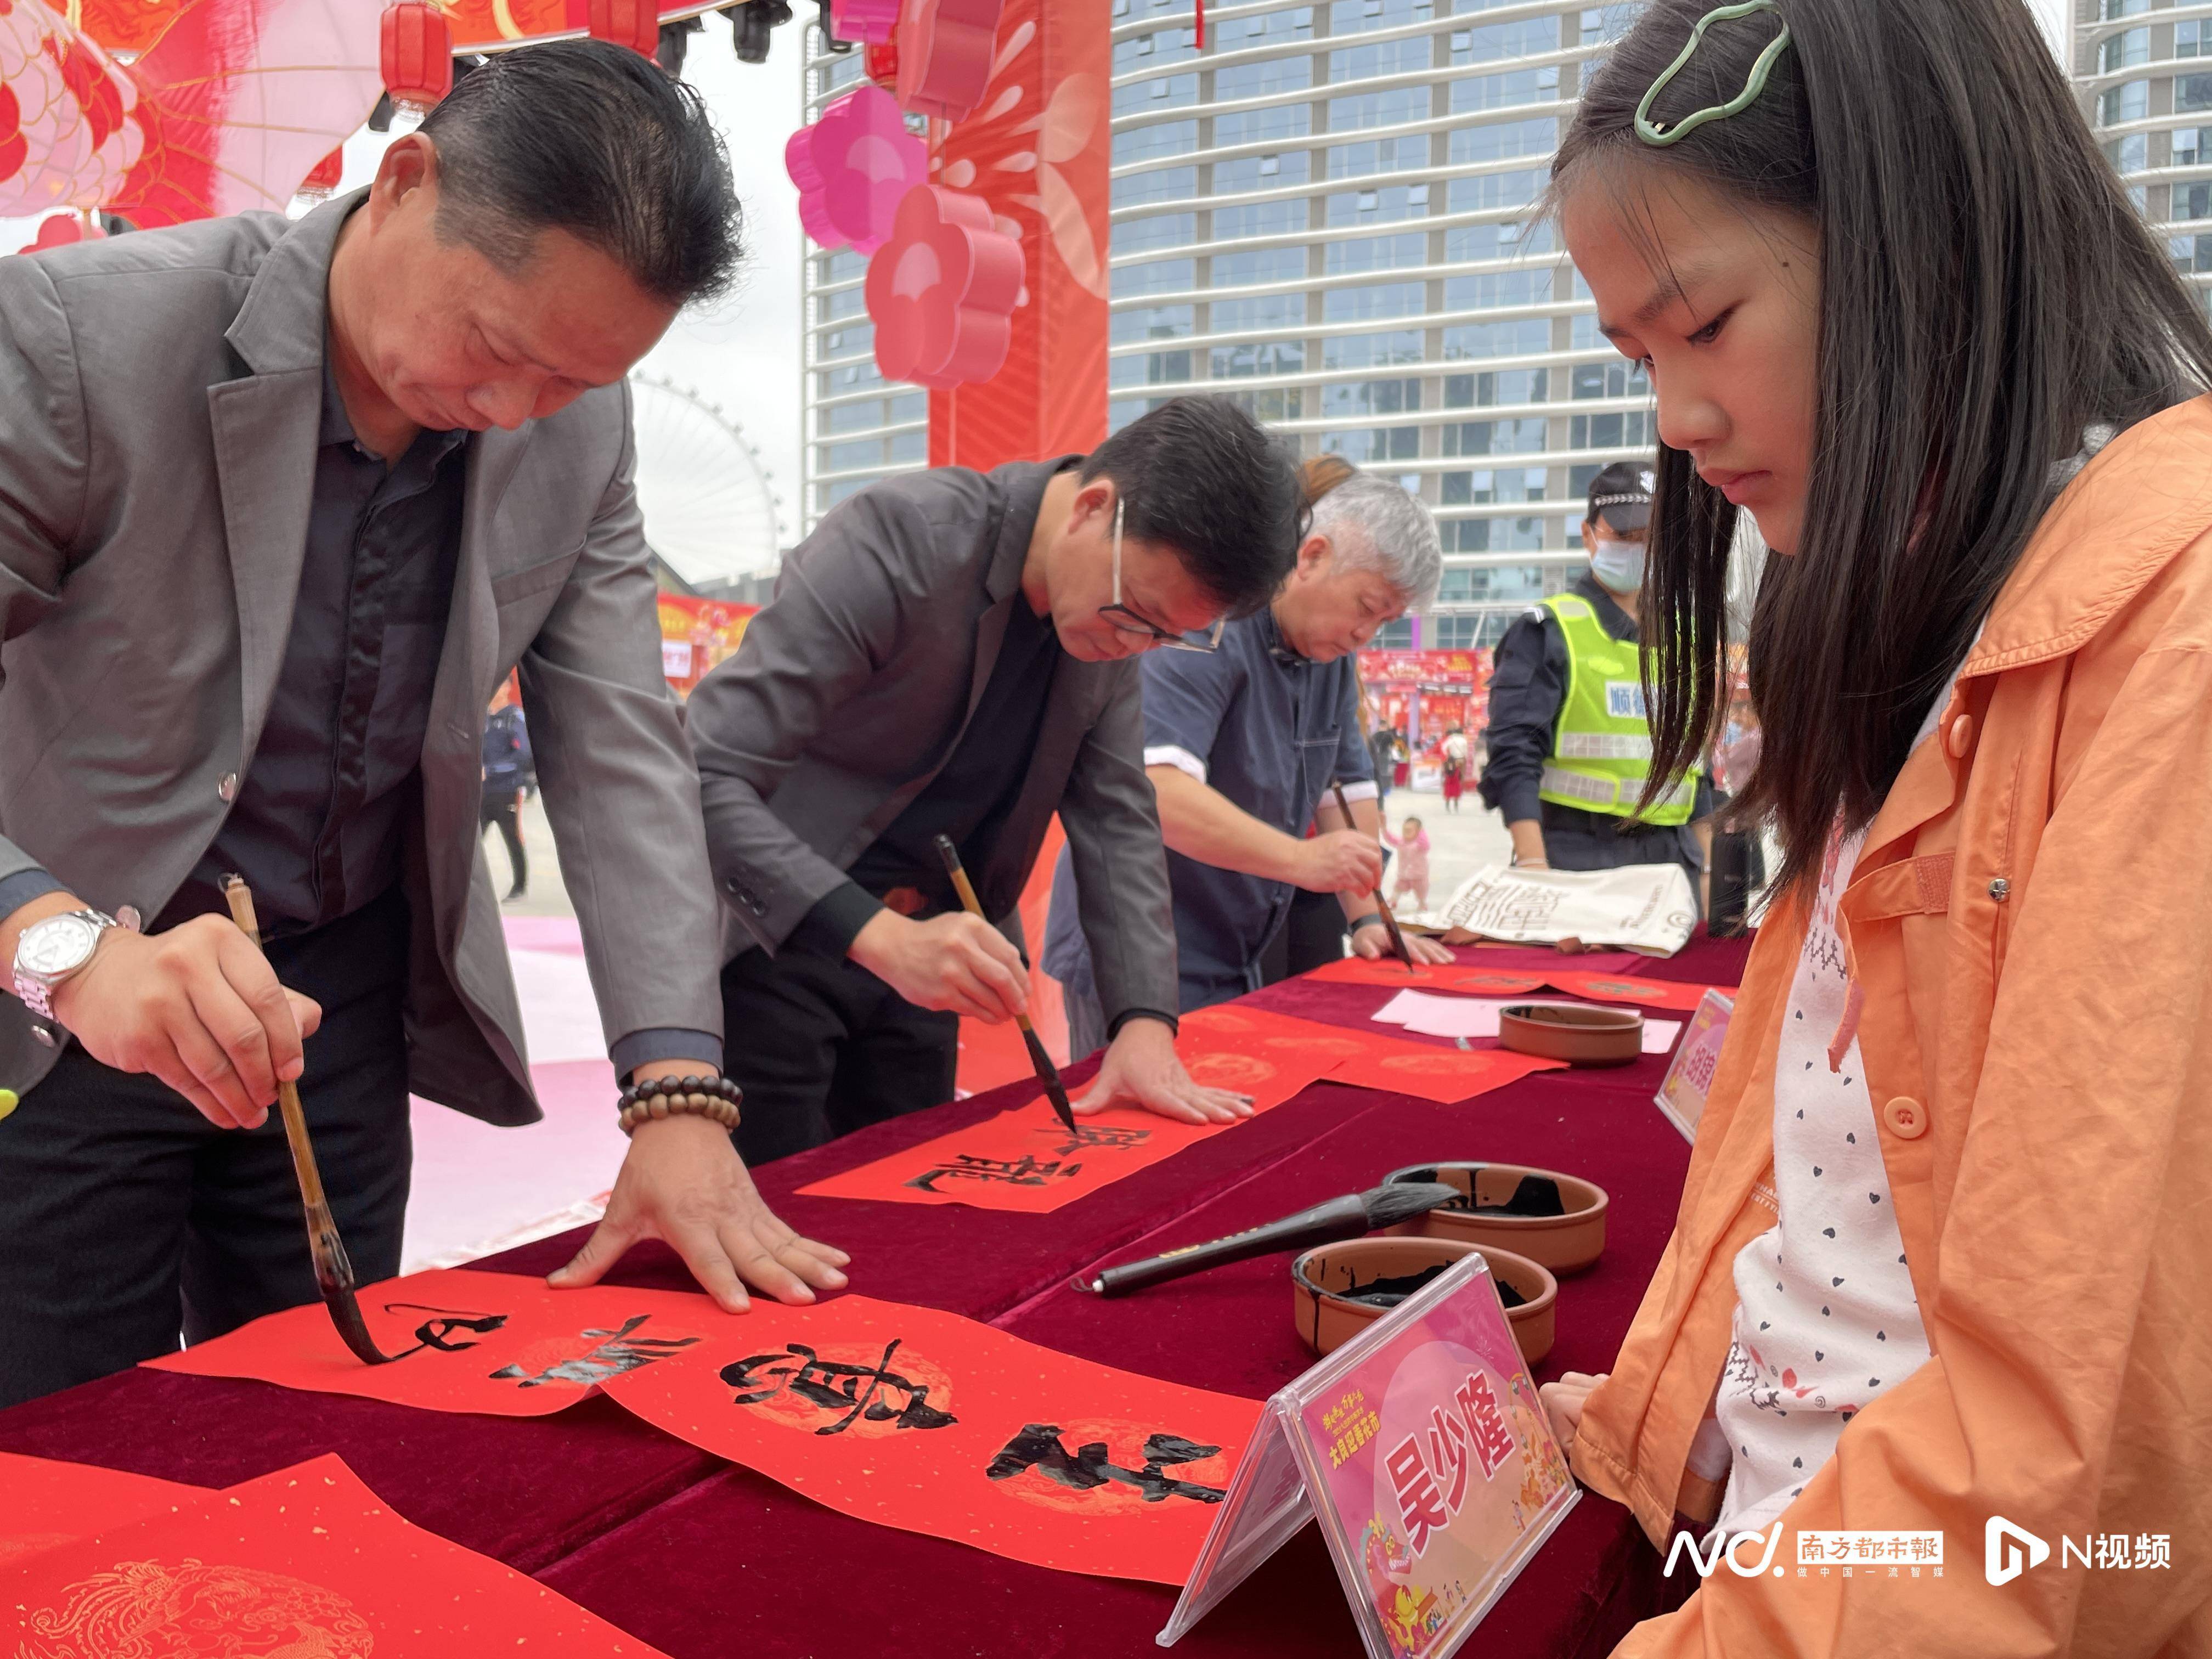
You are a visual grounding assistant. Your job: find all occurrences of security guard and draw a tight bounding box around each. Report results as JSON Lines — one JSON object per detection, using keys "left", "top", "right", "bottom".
{"left": 1478, "top": 461, "right": 1712, "bottom": 905}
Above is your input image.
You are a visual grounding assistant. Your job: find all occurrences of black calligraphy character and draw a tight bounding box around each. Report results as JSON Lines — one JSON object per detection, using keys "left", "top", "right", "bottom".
{"left": 380, "top": 1302, "right": 510, "bottom": 1360}
{"left": 984, "top": 1424, "right": 1228, "bottom": 1504}
{"left": 486, "top": 1314, "right": 702, "bottom": 1387}
{"left": 719, "top": 1339, "right": 957, "bottom": 1434}
{"left": 906, "top": 1154, "right": 1080, "bottom": 1193}
{"left": 1035, "top": 1123, "right": 1153, "bottom": 1159}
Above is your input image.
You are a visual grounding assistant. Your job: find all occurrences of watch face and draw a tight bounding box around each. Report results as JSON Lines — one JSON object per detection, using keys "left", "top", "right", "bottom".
{"left": 20, "top": 915, "right": 97, "bottom": 977}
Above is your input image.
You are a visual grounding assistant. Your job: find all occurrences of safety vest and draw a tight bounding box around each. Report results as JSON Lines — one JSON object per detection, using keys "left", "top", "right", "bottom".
{"left": 1536, "top": 592, "right": 1701, "bottom": 826}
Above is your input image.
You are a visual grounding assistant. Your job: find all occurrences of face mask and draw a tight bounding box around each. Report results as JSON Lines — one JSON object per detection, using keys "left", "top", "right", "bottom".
{"left": 1589, "top": 537, "right": 1645, "bottom": 596}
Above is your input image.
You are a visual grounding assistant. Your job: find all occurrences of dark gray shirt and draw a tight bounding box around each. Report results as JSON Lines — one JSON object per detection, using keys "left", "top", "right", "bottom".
{"left": 160, "top": 365, "right": 466, "bottom": 937}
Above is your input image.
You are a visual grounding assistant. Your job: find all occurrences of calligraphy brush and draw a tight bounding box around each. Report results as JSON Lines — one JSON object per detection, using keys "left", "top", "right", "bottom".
{"left": 1329, "top": 780, "right": 1414, "bottom": 969}
{"left": 1078, "top": 1180, "right": 1461, "bottom": 1296}
{"left": 220, "top": 875, "right": 396, "bottom": 1367}
{"left": 931, "top": 835, "right": 1079, "bottom": 1136}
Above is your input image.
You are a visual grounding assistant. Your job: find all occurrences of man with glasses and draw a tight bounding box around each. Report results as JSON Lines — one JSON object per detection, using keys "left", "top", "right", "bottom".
{"left": 687, "top": 397, "right": 1305, "bottom": 1162}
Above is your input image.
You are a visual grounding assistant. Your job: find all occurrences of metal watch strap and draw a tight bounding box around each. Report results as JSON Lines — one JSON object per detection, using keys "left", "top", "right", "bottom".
{"left": 13, "top": 909, "right": 119, "bottom": 1023}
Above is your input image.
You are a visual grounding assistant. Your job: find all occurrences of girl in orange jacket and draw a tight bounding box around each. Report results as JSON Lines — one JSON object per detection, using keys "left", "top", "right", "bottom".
{"left": 1537, "top": 2, "right": 2212, "bottom": 1654}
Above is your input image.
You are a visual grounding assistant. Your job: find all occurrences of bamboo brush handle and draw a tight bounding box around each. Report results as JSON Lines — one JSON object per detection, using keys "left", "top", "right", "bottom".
{"left": 219, "top": 876, "right": 333, "bottom": 1213}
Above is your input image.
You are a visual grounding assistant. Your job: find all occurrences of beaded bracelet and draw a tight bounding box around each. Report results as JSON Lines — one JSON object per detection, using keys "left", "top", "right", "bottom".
{"left": 616, "top": 1073, "right": 743, "bottom": 1137}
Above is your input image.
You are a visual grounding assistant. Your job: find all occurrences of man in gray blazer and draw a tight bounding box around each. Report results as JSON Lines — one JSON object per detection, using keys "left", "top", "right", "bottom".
{"left": 689, "top": 397, "right": 1308, "bottom": 1164}
{"left": 0, "top": 42, "right": 845, "bottom": 1409}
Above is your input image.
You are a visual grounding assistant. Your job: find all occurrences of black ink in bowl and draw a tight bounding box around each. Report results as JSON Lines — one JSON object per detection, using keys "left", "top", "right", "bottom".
{"left": 1339, "top": 1264, "right": 1526, "bottom": 1310}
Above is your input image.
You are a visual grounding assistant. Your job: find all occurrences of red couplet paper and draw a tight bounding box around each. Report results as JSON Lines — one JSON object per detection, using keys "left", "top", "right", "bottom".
{"left": 1325, "top": 1045, "right": 1565, "bottom": 1105}
{"left": 600, "top": 1292, "right": 1263, "bottom": 1584}
{"left": 143, "top": 1267, "right": 723, "bottom": 1416}
{"left": 1544, "top": 970, "right": 1736, "bottom": 1013}
{"left": 1302, "top": 957, "right": 1734, "bottom": 1014}
{"left": 0, "top": 1452, "right": 210, "bottom": 1567}
{"left": 798, "top": 1002, "right": 1351, "bottom": 1213}
{"left": 0, "top": 1453, "right": 668, "bottom": 1656}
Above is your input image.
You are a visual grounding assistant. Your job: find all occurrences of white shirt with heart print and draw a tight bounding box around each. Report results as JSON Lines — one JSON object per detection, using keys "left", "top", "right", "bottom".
{"left": 1702, "top": 670, "right": 1965, "bottom": 1539}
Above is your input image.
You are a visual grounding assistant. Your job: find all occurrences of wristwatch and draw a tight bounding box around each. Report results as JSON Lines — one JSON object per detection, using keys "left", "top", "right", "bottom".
{"left": 12, "top": 909, "right": 121, "bottom": 1032}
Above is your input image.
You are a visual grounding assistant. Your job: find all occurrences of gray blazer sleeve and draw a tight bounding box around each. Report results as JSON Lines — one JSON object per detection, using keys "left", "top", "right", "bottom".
{"left": 1057, "top": 661, "right": 1181, "bottom": 1023}
{"left": 686, "top": 489, "right": 924, "bottom": 951}
{"left": 0, "top": 258, "right": 87, "bottom": 891}
{"left": 515, "top": 387, "right": 723, "bottom": 1046}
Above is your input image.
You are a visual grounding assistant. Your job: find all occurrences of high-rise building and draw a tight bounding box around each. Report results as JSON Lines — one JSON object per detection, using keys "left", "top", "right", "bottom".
{"left": 1108, "top": 0, "right": 1649, "bottom": 648}
{"left": 2076, "top": 0, "right": 2212, "bottom": 320}
{"left": 799, "top": 2, "right": 1659, "bottom": 645}
{"left": 798, "top": 42, "right": 929, "bottom": 533}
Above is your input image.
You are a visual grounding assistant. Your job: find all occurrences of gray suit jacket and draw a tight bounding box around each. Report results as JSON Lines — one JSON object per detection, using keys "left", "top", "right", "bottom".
{"left": 687, "top": 461, "right": 1180, "bottom": 1025}
{"left": 0, "top": 194, "right": 722, "bottom": 1125}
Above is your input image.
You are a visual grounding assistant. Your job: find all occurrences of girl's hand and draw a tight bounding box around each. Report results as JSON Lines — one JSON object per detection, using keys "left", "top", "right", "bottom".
{"left": 1539, "top": 1370, "right": 1609, "bottom": 1455}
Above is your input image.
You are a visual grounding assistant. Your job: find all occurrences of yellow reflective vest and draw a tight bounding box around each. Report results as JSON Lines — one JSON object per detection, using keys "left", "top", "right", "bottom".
{"left": 1535, "top": 592, "right": 1700, "bottom": 826}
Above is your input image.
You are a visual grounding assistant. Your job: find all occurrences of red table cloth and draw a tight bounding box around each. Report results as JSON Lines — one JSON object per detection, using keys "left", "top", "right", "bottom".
{"left": 0, "top": 936, "right": 1750, "bottom": 1656}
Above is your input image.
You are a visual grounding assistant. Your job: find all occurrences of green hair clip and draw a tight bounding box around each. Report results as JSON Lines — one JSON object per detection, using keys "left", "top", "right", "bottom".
{"left": 1634, "top": 0, "right": 1793, "bottom": 148}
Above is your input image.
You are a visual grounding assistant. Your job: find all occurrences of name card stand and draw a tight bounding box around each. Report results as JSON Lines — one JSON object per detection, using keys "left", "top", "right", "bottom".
{"left": 1652, "top": 987, "right": 1734, "bottom": 1143}
{"left": 1159, "top": 1251, "right": 1579, "bottom": 1659}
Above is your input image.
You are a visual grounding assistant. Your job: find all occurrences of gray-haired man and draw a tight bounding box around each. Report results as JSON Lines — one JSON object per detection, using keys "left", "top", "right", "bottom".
{"left": 1042, "top": 464, "right": 1455, "bottom": 1054}
{"left": 0, "top": 42, "right": 843, "bottom": 1408}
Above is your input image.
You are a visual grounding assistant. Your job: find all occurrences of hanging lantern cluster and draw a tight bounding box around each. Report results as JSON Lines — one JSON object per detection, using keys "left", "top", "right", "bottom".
{"left": 379, "top": 1, "right": 453, "bottom": 114}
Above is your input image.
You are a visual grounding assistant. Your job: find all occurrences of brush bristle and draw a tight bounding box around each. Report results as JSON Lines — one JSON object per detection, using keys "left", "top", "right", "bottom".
{"left": 1361, "top": 1181, "right": 1461, "bottom": 1227}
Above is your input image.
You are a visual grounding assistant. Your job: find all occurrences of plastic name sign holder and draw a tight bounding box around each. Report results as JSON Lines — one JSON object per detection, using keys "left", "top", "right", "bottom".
{"left": 1653, "top": 987, "right": 1735, "bottom": 1143}
{"left": 1158, "top": 1251, "right": 1580, "bottom": 1658}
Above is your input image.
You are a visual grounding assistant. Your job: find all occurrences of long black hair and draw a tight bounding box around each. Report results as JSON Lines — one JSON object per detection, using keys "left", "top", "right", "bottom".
{"left": 1550, "top": 0, "right": 2212, "bottom": 897}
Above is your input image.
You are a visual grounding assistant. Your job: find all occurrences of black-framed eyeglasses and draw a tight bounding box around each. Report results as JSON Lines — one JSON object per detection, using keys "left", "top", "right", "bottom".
{"left": 1097, "top": 497, "right": 1227, "bottom": 654}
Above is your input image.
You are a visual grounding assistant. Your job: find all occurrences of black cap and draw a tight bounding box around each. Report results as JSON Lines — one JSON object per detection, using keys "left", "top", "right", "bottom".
{"left": 1586, "top": 460, "right": 1655, "bottom": 533}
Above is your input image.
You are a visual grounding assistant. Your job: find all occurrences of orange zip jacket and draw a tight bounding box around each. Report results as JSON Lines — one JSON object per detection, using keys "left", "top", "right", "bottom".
{"left": 1571, "top": 397, "right": 2212, "bottom": 1656}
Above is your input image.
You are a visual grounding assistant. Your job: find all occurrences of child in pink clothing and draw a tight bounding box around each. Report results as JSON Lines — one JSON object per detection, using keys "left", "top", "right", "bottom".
{"left": 1385, "top": 815, "right": 1430, "bottom": 912}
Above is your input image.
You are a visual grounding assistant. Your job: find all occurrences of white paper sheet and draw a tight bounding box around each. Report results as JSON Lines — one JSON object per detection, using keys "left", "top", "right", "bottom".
{"left": 1369, "top": 990, "right": 1684, "bottom": 1051}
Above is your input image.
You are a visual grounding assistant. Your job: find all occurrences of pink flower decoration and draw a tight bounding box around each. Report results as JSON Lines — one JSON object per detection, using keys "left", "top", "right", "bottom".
{"left": 828, "top": 0, "right": 900, "bottom": 46}
{"left": 16, "top": 212, "right": 104, "bottom": 256}
{"left": 895, "top": 0, "right": 1005, "bottom": 122}
{"left": 865, "top": 183, "right": 1023, "bottom": 389}
{"left": 785, "top": 83, "right": 927, "bottom": 256}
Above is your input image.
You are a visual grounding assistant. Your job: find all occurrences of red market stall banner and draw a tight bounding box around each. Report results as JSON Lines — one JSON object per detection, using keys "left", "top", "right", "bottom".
{"left": 143, "top": 1268, "right": 721, "bottom": 1416}
{"left": 657, "top": 592, "right": 758, "bottom": 696}
{"left": 1358, "top": 650, "right": 1489, "bottom": 690}
{"left": 0, "top": 1453, "right": 669, "bottom": 1657}
{"left": 600, "top": 1293, "right": 1263, "bottom": 1584}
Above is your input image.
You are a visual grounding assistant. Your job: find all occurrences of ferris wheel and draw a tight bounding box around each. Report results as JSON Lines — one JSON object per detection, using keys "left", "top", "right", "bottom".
{"left": 627, "top": 371, "right": 786, "bottom": 590}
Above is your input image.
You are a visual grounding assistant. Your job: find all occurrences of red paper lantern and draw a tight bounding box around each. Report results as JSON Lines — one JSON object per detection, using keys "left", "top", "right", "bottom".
{"left": 566, "top": 0, "right": 661, "bottom": 59}
{"left": 380, "top": 1, "right": 453, "bottom": 114}
{"left": 298, "top": 145, "right": 345, "bottom": 201}
{"left": 864, "top": 37, "right": 898, "bottom": 88}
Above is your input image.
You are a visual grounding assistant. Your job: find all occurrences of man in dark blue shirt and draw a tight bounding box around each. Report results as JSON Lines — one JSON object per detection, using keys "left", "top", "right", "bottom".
{"left": 1043, "top": 465, "right": 1454, "bottom": 1054}
{"left": 481, "top": 683, "right": 535, "bottom": 900}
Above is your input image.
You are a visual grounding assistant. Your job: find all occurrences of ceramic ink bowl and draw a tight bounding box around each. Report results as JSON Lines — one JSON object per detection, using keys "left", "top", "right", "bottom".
{"left": 1497, "top": 1002, "right": 1643, "bottom": 1066}
{"left": 1382, "top": 1161, "right": 1610, "bottom": 1276}
{"left": 1291, "top": 1235, "right": 1556, "bottom": 1364}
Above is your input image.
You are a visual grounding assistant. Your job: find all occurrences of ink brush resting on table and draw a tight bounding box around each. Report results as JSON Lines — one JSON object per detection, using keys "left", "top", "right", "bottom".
{"left": 932, "top": 834, "right": 1079, "bottom": 1135}
{"left": 219, "top": 874, "right": 396, "bottom": 1367}
{"left": 1329, "top": 780, "right": 1413, "bottom": 969}
{"left": 1079, "top": 1180, "right": 1460, "bottom": 1296}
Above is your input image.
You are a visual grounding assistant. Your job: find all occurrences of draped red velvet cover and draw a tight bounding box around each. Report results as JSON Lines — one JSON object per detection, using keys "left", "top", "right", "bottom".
{"left": 0, "top": 938, "right": 1747, "bottom": 1656}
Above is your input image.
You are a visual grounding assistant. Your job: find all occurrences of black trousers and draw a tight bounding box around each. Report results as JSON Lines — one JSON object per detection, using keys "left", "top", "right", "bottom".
{"left": 1541, "top": 801, "right": 1707, "bottom": 920}
{"left": 481, "top": 790, "right": 526, "bottom": 894}
{"left": 0, "top": 888, "right": 414, "bottom": 1409}
{"left": 721, "top": 946, "right": 958, "bottom": 1166}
